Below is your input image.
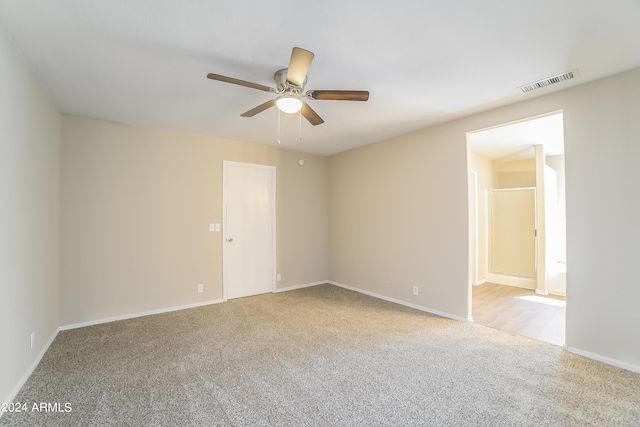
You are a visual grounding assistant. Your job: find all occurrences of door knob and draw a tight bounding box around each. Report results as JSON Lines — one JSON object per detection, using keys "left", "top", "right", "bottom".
{"left": 227, "top": 237, "right": 234, "bottom": 242}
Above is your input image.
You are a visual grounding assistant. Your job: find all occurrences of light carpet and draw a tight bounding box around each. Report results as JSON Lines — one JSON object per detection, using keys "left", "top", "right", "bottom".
{"left": 2, "top": 284, "right": 640, "bottom": 426}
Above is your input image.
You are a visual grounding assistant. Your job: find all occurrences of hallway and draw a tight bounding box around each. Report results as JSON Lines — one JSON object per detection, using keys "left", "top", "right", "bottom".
{"left": 472, "top": 282, "right": 565, "bottom": 346}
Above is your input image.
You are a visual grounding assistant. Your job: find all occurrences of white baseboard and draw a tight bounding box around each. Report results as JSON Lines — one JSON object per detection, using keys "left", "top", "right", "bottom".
{"left": 61, "top": 282, "right": 331, "bottom": 330}
{"left": 274, "top": 280, "right": 327, "bottom": 293}
{"left": 59, "top": 299, "right": 225, "bottom": 331}
{"left": 473, "top": 279, "right": 486, "bottom": 286}
{"left": 328, "top": 281, "right": 472, "bottom": 323}
{"left": 486, "top": 273, "right": 536, "bottom": 289}
{"left": 2, "top": 328, "right": 59, "bottom": 412}
{"left": 566, "top": 346, "right": 640, "bottom": 374}
{"left": 274, "top": 284, "right": 309, "bottom": 293}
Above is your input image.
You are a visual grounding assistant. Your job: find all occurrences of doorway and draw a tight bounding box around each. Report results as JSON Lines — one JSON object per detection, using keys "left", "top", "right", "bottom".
{"left": 222, "top": 161, "right": 276, "bottom": 300}
{"left": 467, "top": 112, "right": 567, "bottom": 345}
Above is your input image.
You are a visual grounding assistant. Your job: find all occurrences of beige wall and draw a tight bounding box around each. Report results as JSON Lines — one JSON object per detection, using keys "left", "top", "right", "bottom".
{"left": 498, "top": 158, "right": 536, "bottom": 189}
{"left": 498, "top": 158, "right": 536, "bottom": 172}
{"left": 560, "top": 69, "right": 639, "bottom": 367}
{"left": 0, "top": 28, "right": 61, "bottom": 404}
{"left": 60, "top": 116, "right": 329, "bottom": 326}
{"left": 329, "top": 67, "right": 640, "bottom": 370}
{"left": 329, "top": 122, "right": 470, "bottom": 319}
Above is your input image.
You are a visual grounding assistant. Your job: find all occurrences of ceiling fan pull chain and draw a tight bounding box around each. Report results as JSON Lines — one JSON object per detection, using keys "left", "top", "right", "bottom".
{"left": 299, "top": 109, "right": 302, "bottom": 141}
{"left": 277, "top": 109, "right": 281, "bottom": 144}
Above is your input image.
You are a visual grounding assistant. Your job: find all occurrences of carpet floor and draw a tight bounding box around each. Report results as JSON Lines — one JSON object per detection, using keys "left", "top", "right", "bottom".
{"left": 2, "top": 284, "right": 640, "bottom": 426}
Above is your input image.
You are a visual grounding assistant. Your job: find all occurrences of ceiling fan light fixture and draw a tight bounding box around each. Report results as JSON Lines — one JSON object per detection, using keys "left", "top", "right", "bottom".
{"left": 276, "top": 96, "right": 303, "bottom": 114}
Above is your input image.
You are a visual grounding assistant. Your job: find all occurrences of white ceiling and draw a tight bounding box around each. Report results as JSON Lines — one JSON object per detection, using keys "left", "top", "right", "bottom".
{"left": 1, "top": 1, "right": 639, "bottom": 156}
{"left": 468, "top": 112, "right": 565, "bottom": 162}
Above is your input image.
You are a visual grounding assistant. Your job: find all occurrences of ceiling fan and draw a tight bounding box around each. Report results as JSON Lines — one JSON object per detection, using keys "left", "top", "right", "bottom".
{"left": 206, "top": 47, "right": 369, "bottom": 126}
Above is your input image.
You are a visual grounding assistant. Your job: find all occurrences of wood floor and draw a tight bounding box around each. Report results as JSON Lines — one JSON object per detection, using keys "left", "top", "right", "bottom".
{"left": 472, "top": 282, "right": 565, "bottom": 346}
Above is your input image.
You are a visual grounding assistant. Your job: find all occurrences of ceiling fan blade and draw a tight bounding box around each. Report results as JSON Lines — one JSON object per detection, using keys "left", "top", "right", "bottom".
{"left": 308, "top": 90, "right": 369, "bottom": 101}
{"left": 301, "top": 102, "right": 324, "bottom": 126}
{"left": 241, "top": 99, "right": 276, "bottom": 117}
{"left": 207, "top": 73, "right": 273, "bottom": 92}
{"left": 286, "top": 47, "right": 314, "bottom": 87}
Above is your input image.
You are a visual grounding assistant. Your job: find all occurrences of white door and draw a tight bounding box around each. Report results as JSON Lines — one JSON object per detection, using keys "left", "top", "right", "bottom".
{"left": 223, "top": 161, "right": 275, "bottom": 300}
{"left": 491, "top": 188, "right": 536, "bottom": 277}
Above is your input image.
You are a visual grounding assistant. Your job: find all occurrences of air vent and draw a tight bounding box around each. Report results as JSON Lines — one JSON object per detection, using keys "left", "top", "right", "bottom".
{"left": 518, "top": 70, "right": 578, "bottom": 93}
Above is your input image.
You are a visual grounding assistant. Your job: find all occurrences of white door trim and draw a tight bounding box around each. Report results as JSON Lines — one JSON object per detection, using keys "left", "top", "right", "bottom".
{"left": 222, "top": 160, "right": 276, "bottom": 301}
{"left": 470, "top": 170, "right": 479, "bottom": 286}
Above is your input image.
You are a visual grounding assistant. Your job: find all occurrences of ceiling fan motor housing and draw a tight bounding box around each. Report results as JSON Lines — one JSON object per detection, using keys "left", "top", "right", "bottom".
{"left": 274, "top": 68, "right": 306, "bottom": 94}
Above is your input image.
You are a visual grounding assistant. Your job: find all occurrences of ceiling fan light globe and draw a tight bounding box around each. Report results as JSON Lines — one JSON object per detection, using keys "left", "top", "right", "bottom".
{"left": 276, "top": 96, "right": 303, "bottom": 114}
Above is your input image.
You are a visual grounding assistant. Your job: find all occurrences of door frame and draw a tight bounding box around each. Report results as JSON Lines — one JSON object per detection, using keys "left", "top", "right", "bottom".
{"left": 469, "top": 170, "right": 479, "bottom": 286}
{"left": 222, "top": 160, "right": 276, "bottom": 301}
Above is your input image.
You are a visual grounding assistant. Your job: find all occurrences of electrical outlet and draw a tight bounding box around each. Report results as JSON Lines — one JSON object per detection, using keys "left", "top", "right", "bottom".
{"left": 276, "top": 274, "right": 282, "bottom": 282}
{"left": 197, "top": 284, "right": 203, "bottom": 293}
{"left": 412, "top": 286, "right": 419, "bottom": 296}
{"left": 30, "top": 332, "right": 35, "bottom": 350}
{"left": 209, "top": 224, "right": 215, "bottom": 232}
